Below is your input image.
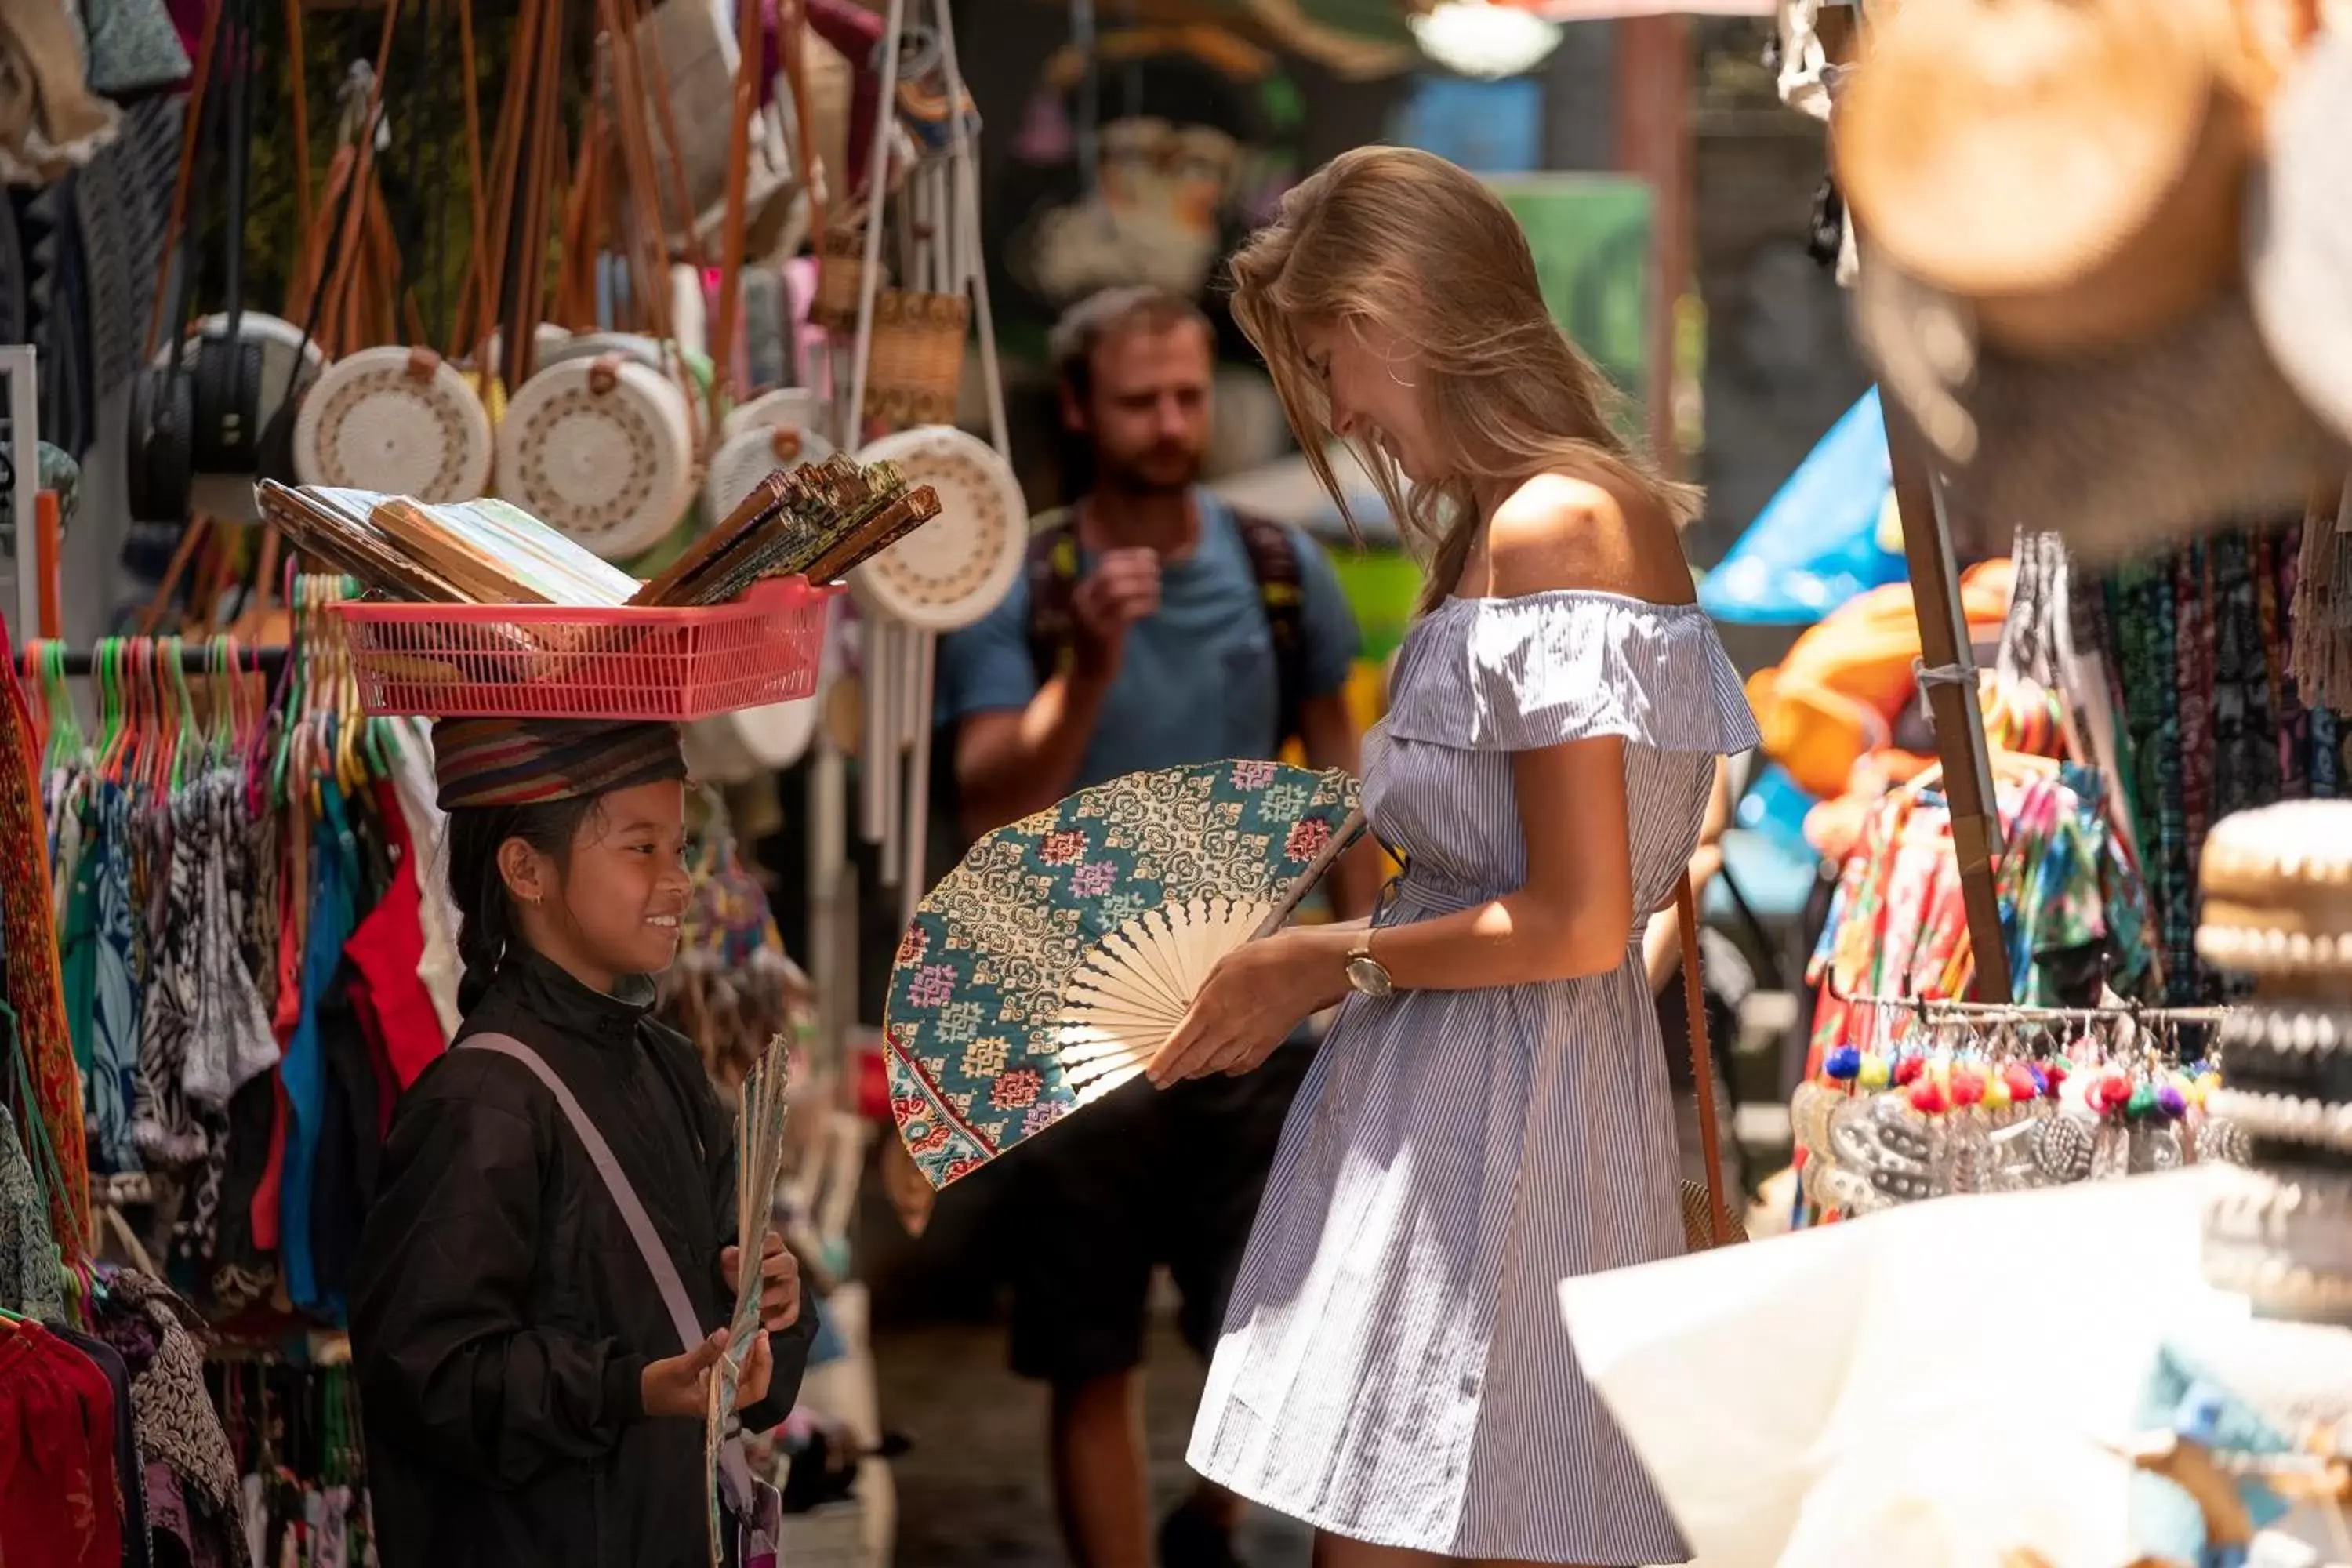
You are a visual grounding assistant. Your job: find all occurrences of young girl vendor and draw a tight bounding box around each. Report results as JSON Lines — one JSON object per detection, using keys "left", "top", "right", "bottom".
{"left": 352, "top": 718, "right": 815, "bottom": 1568}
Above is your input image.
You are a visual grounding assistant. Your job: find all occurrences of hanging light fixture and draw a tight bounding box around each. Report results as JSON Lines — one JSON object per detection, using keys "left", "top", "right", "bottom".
{"left": 1406, "top": 0, "right": 1566, "bottom": 78}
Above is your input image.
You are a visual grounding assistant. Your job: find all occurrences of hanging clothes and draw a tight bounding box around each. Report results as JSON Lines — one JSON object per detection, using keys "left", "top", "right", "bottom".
{"left": 2071, "top": 519, "right": 2352, "bottom": 1001}
{"left": 96, "top": 1267, "right": 249, "bottom": 1566}
{"left": 0, "top": 1316, "right": 125, "bottom": 1568}
{"left": 1805, "top": 761, "right": 2158, "bottom": 1075}
{"left": 0, "top": 1103, "right": 64, "bottom": 1319}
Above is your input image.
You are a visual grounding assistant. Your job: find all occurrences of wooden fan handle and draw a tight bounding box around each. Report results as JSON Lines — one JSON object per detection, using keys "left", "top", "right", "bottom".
{"left": 1250, "top": 804, "right": 1366, "bottom": 942}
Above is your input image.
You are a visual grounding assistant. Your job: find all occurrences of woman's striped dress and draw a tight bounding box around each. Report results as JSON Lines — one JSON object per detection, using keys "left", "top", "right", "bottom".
{"left": 1189, "top": 590, "right": 1760, "bottom": 1564}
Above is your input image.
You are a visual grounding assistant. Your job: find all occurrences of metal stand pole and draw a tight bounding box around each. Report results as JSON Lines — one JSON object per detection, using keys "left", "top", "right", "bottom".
{"left": 1883, "top": 395, "right": 2013, "bottom": 1002}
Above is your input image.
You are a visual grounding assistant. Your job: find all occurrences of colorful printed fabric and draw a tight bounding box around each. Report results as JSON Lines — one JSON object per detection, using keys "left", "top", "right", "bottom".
{"left": 884, "top": 760, "right": 1362, "bottom": 1187}
{"left": 430, "top": 717, "right": 687, "bottom": 810}
{"left": 1806, "top": 765, "right": 2160, "bottom": 1065}
{"left": 85, "top": 781, "right": 143, "bottom": 1173}
{"left": 0, "top": 1105, "right": 63, "bottom": 1319}
{"left": 0, "top": 624, "right": 88, "bottom": 1257}
{"left": 132, "top": 779, "right": 205, "bottom": 1169}
{"left": 2086, "top": 523, "right": 2352, "bottom": 1000}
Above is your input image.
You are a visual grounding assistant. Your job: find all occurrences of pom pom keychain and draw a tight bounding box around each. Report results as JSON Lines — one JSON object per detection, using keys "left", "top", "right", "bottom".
{"left": 2002, "top": 1061, "right": 2042, "bottom": 1104}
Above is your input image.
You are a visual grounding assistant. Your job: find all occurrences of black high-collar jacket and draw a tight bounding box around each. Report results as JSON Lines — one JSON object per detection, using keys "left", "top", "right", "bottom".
{"left": 351, "top": 946, "right": 815, "bottom": 1568}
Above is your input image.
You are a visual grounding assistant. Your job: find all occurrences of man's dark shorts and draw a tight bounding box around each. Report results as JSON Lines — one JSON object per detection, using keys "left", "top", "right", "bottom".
{"left": 1001, "top": 1033, "right": 1315, "bottom": 1387}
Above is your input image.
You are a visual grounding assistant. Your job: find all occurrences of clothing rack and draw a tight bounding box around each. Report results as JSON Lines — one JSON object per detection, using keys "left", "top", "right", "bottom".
{"left": 18, "top": 643, "right": 290, "bottom": 680}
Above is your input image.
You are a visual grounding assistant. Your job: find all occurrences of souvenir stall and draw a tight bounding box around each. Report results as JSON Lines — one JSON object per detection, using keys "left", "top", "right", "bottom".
{"left": 1753, "top": 0, "right": 2352, "bottom": 1236}
{"left": 1558, "top": 4, "right": 2352, "bottom": 1565}
{"left": 4, "top": 0, "right": 1016, "bottom": 1556}
{"left": 2, "top": 432, "right": 946, "bottom": 1559}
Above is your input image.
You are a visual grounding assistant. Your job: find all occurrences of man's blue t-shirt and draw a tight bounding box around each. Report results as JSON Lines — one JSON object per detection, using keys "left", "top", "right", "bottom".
{"left": 937, "top": 491, "right": 1362, "bottom": 789}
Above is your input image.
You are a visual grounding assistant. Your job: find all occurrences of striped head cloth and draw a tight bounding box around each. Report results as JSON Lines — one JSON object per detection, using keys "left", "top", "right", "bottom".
{"left": 431, "top": 718, "right": 688, "bottom": 811}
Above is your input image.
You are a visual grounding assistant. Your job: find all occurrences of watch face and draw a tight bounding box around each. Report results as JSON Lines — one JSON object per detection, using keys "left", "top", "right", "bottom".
{"left": 1346, "top": 955, "right": 1393, "bottom": 999}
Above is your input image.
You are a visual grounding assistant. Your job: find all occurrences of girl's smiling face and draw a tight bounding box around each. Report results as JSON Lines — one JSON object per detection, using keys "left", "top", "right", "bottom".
{"left": 1297, "top": 315, "right": 1440, "bottom": 486}
{"left": 503, "top": 779, "right": 692, "bottom": 992}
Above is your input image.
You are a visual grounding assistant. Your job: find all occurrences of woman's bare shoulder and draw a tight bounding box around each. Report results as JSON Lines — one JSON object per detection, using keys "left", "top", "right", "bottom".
{"left": 1476, "top": 471, "right": 1695, "bottom": 604}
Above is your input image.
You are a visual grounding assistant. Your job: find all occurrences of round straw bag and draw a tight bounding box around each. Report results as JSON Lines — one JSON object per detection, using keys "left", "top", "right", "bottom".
{"left": 294, "top": 345, "right": 495, "bottom": 501}
{"left": 724, "top": 386, "right": 828, "bottom": 441}
{"left": 495, "top": 351, "right": 698, "bottom": 561}
{"left": 864, "top": 289, "right": 971, "bottom": 428}
{"left": 702, "top": 420, "right": 837, "bottom": 522}
{"left": 851, "top": 424, "right": 1024, "bottom": 632}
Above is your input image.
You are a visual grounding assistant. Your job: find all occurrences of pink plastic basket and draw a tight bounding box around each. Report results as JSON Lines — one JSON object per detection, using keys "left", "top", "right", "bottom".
{"left": 329, "top": 577, "right": 838, "bottom": 720}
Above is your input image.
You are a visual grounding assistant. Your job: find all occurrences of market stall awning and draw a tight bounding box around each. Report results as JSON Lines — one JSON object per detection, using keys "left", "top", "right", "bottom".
{"left": 1698, "top": 388, "right": 1904, "bottom": 626}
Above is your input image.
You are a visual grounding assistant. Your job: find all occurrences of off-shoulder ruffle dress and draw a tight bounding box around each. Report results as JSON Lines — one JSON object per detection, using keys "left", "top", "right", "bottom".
{"left": 1189, "top": 590, "right": 1762, "bottom": 1565}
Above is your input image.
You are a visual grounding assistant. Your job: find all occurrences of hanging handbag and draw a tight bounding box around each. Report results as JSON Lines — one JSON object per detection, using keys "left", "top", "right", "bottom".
{"left": 459, "top": 1033, "right": 788, "bottom": 1567}
{"left": 1676, "top": 873, "right": 1747, "bottom": 1251}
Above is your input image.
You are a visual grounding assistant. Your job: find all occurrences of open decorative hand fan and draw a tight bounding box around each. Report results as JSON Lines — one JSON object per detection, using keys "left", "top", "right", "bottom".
{"left": 884, "top": 760, "right": 1363, "bottom": 1188}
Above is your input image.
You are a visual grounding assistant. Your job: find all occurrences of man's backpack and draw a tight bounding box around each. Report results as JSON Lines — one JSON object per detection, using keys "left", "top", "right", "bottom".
{"left": 1020, "top": 503, "right": 1308, "bottom": 750}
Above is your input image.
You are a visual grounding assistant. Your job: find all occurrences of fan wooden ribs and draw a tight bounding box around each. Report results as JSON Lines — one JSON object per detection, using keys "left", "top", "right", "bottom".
{"left": 1054, "top": 896, "right": 1278, "bottom": 1098}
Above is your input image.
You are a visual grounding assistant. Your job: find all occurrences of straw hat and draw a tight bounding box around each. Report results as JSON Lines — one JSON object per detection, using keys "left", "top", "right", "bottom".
{"left": 1854, "top": 254, "right": 2328, "bottom": 564}
{"left": 2246, "top": 25, "right": 2352, "bottom": 444}
{"left": 1836, "top": 0, "right": 2256, "bottom": 358}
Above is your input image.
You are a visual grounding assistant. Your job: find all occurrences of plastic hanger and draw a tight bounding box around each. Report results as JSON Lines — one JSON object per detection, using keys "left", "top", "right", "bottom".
{"left": 18, "top": 643, "right": 51, "bottom": 750}
{"left": 167, "top": 637, "right": 200, "bottom": 793}
{"left": 41, "top": 643, "right": 79, "bottom": 769}
{"left": 95, "top": 641, "right": 131, "bottom": 783}
{"left": 271, "top": 583, "right": 310, "bottom": 808}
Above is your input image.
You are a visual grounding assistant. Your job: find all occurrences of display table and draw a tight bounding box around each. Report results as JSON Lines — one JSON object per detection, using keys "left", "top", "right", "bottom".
{"left": 1557, "top": 1166, "right": 2352, "bottom": 1567}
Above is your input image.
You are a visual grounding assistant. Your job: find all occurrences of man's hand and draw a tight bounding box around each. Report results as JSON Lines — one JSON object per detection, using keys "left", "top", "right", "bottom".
{"left": 721, "top": 1232, "right": 804, "bottom": 1337}
{"left": 1070, "top": 547, "right": 1160, "bottom": 679}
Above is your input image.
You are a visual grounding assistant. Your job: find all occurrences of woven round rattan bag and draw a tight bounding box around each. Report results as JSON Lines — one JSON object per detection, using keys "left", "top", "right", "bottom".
{"left": 850, "top": 425, "right": 1024, "bottom": 632}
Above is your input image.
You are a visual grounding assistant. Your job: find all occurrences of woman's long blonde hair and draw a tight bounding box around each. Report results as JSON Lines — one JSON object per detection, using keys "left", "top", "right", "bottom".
{"left": 1225, "top": 146, "right": 1701, "bottom": 613}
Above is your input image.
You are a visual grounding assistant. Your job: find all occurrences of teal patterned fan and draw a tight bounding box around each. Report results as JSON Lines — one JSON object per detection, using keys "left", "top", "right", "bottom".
{"left": 884, "top": 760, "right": 1363, "bottom": 1189}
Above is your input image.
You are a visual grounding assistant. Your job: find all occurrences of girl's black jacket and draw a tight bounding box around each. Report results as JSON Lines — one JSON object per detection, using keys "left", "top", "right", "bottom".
{"left": 350, "top": 945, "right": 817, "bottom": 1568}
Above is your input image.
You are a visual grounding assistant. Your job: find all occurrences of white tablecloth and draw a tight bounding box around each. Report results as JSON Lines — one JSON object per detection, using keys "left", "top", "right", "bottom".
{"left": 1559, "top": 1166, "right": 2270, "bottom": 1568}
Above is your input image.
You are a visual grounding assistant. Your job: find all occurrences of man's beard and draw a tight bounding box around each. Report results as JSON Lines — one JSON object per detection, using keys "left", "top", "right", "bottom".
{"left": 1098, "top": 444, "right": 1203, "bottom": 495}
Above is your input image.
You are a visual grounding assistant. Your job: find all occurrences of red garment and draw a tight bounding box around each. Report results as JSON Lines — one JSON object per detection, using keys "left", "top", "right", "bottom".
{"left": 346, "top": 781, "right": 448, "bottom": 1093}
{"left": 255, "top": 811, "right": 306, "bottom": 1252}
{"left": 0, "top": 1323, "right": 124, "bottom": 1568}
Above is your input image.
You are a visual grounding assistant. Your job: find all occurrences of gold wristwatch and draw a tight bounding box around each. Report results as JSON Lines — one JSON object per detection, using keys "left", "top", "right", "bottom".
{"left": 1344, "top": 936, "right": 1395, "bottom": 1000}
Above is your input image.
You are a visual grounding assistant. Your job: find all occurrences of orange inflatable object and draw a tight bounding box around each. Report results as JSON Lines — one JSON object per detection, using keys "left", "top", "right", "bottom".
{"left": 1748, "top": 560, "right": 2014, "bottom": 797}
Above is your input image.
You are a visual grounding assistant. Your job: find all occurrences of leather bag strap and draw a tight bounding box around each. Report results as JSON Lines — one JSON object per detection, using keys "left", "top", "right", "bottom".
{"left": 1675, "top": 874, "right": 1737, "bottom": 1248}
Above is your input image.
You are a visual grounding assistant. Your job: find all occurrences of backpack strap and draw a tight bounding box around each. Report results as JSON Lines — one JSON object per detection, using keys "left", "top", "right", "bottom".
{"left": 1231, "top": 508, "right": 1308, "bottom": 750}
{"left": 1022, "top": 505, "right": 1082, "bottom": 688}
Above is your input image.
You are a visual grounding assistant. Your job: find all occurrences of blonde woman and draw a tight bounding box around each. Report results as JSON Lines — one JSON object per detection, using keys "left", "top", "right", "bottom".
{"left": 1145, "top": 148, "right": 1759, "bottom": 1567}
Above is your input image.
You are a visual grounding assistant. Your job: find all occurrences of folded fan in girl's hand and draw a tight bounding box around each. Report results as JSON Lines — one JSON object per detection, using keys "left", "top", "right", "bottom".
{"left": 883, "top": 760, "right": 1364, "bottom": 1189}
{"left": 706, "top": 1034, "right": 792, "bottom": 1568}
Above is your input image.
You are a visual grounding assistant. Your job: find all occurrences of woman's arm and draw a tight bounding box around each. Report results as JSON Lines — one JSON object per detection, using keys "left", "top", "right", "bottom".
{"left": 351, "top": 1087, "right": 645, "bottom": 1486}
